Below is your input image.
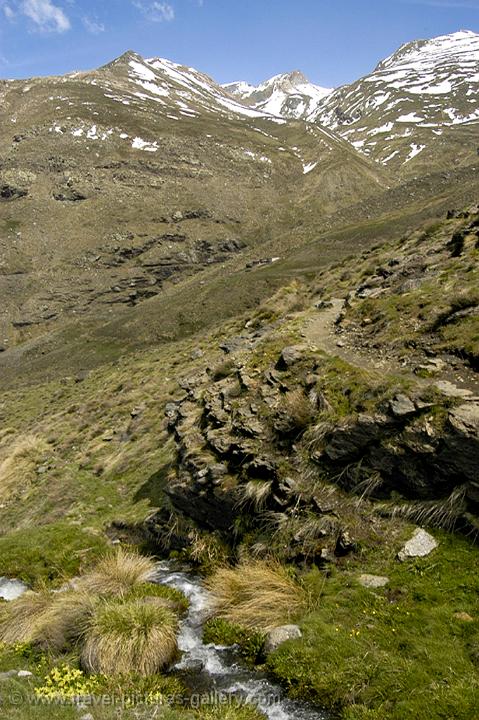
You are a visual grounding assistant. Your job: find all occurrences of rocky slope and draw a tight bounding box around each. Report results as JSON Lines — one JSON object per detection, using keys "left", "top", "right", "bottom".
{"left": 311, "top": 30, "right": 479, "bottom": 171}
{"left": 144, "top": 207, "right": 479, "bottom": 554}
{"left": 0, "top": 50, "right": 386, "bottom": 365}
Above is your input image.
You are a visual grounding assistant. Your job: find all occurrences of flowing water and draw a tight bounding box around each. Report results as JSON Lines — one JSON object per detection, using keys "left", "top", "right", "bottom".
{"left": 153, "top": 563, "right": 329, "bottom": 720}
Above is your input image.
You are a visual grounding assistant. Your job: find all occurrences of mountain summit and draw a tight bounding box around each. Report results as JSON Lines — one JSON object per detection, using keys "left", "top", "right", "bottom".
{"left": 223, "top": 70, "right": 332, "bottom": 120}
{"left": 311, "top": 30, "right": 479, "bottom": 168}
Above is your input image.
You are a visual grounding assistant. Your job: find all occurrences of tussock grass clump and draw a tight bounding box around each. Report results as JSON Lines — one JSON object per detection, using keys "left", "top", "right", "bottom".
{"left": 0, "top": 589, "right": 95, "bottom": 651}
{"left": 79, "top": 547, "right": 157, "bottom": 597}
{"left": 237, "top": 479, "right": 273, "bottom": 512}
{"left": 211, "top": 358, "right": 236, "bottom": 382}
{"left": 126, "top": 583, "right": 189, "bottom": 615}
{"left": 0, "top": 589, "right": 53, "bottom": 645}
{"left": 281, "top": 389, "right": 315, "bottom": 434}
{"left": 377, "top": 485, "right": 469, "bottom": 532}
{"left": 0, "top": 434, "right": 49, "bottom": 503}
{"left": 81, "top": 599, "right": 178, "bottom": 676}
{"left": 33, "top": 592, "right": 96, "bottom": 652}
{"left": 206, "top": 560, "right": 308, "bottom": 632}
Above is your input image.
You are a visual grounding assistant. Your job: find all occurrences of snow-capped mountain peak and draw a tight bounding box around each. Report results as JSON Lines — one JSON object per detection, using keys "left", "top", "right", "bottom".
{"left": 310, "top": 30, "right": 479, "bottom": 170}
{"left": 223, "top": 71, "right": 332, "bottom": 120}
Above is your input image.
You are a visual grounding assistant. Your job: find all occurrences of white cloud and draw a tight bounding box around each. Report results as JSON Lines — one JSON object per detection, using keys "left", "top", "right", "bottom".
{"left": 20, "top": 0, "right": 70, "bottom": 32}
{"left": 82, "top": 15, "right": 105, "bottom": 34}
{"left": 3, "top": 4, "right": 15, "bottom": 18}
{"left": 133, "top": 1, "right": 175, "bottom": 22}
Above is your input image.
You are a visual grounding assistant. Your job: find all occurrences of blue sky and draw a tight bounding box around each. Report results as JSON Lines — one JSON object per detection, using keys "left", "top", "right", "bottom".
{"left": 0, "top": 0, "right": 478, "bottom": 86}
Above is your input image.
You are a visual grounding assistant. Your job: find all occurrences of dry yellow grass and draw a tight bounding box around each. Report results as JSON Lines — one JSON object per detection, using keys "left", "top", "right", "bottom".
{"left": 0, "top": 434, "right": 50, "bottom": 503}
{"left": 78, "top": 547, "right": 157, "bottom": 597}
{"left": 0, "top": 589, "right": 95, "bottom": 651}
{"left": 81, "top": 599, "right": 178, "bottom": 676}
{"left": 206, "top": 560, "right": 308, "bottom": 632}
{"left": 0, "top": 589, "right": 52, "bottom": 645}
{"left": 34, "top": 592, "right": 96, "bottom": 651}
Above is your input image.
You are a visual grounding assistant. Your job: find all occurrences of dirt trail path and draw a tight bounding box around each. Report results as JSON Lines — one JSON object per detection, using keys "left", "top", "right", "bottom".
{"left": 301, "top": 298, "right": 392, "bottom": 373}
{"left": 301, "top": 298, "right": 479, "bottom": 399}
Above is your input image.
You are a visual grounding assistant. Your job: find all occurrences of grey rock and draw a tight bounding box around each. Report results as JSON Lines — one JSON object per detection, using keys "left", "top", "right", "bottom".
{"left": 276, "top": 345, "right": 307, "bottom": 370}
{"left": 434, "top": 381, "right": 473, "bottom": 398}
{"left": 264, "top": 625, "right": 302, "bottom": 654}
{"left": 315, "top": 300, "right": 333, "bottom": 310}
{"left": 448, "top": 403, "right": 479, "bottom": 436}
{"left": 358, "top": 574, "right": 389, "bottom": 589}
{"left": 398, "top": 528, "right": 438, "bottom": 561}
{"left": 390, "top": 394, "right": 416, "bottom": 417}
{"left": 0, "top": 671, "right": 17, "bottom": 681}
{"left": 17, "top": 670, "right": 33, "bottom": 678}
{"left": 323, "top": 414, "right": 389, "bottom": 462}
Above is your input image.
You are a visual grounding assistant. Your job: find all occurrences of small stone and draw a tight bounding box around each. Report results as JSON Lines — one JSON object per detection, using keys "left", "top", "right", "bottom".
{"left": 398, "top": 528, "right": 438, "bottom": 561}
{"left": 335, "top": 530, "right": 356, "bottom": 556}
{"left": 17, "top": 670, "right": 33, "bottom": 678}
{"left": 336, "top": 340, "right": 345, "bottom": 348}
{"left": 315, "top": 300, "right": 333, "bottom": 310}
{"left": 453, "top": 612, "right": 474, "bottom": 622}
{"left": 358, "top": 574, "right": 389, "bottom": 589}
{"left": 390, "top": 394, "right": 416, "bottom": 417}
{"left": 0, "top": 671, "right": 17, "bottom": 681}
{"left": 264, "top": 625, "right": 302, "bottom": 654}
{"left": 80, "top": 714, "right": 95, "bottom": 720}
{"left": 130, "top": 404, "right": 146, "bottom": 418}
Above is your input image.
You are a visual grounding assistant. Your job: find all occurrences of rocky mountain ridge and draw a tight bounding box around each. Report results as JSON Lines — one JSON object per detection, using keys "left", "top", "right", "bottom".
{"left": 223, "top": 70, "right": 332, "bottom": 120}
{"left": 225, "top": 30, "right": 479, "bottom": 170}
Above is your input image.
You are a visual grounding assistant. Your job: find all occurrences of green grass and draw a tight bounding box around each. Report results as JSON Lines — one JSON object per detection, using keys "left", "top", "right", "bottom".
{"left": 267, "top": 531, "right": 479, "bottom": 719}
{"left": 0, "top": 522, "right": 108, "bottom": 585}
{"left": 203, "top": 618, "right": 265, "bottom": 665}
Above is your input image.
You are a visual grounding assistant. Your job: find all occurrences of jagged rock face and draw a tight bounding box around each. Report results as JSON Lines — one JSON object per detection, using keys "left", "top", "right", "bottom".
{"left": 311, "top": 31, "right": 479, "bottom": 170}
{"left": 149, "top": 324, "right": 479, "bottom": 557}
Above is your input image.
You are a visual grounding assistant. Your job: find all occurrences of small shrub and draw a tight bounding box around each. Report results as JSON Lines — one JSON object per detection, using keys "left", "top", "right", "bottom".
{"left": 81, "top": 598, "right": 178, "bottom": 676}
{"left": 447, "top": 230, "right": 466, "bottom": 257}
{"left": 206, "top": 560, "right": 308, "bottom": 632}
{"left": 185, "top": 532, "right": 230, "bottom": 574}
